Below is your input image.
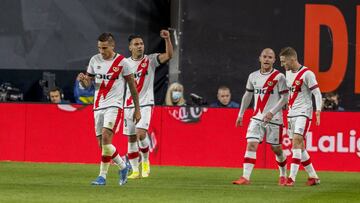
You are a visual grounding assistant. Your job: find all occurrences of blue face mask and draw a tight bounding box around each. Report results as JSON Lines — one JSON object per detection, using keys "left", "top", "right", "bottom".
{"left": 172, "top": 91, "right": 183, "bottom": 101}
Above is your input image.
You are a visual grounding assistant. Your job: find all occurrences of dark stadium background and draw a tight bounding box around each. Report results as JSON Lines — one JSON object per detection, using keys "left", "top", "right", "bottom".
{"left": 0, "top": 0, "right": 359, "bottom": 110}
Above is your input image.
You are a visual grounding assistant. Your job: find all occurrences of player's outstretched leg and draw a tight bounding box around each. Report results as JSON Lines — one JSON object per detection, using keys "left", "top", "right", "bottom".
{"left": 233, "top": 150, "right": 256, "bottom": 185}
{"left": 301, "top": 150, "right": 320, "bottom": 186}
{"left": 273, "top": 147, "right": 287, "bottom": 186}
{"left": 139, "top": 135, "right": 150, "bottom": 178}
{"left": 127, "top": 140, "right": 140, "bottom": 179}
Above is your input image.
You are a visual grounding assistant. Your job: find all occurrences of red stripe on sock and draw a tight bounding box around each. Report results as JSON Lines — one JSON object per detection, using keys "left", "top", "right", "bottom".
{"left": 291, "top": 158, "right": 301, "bottom": 165}
{"left": 139, "top": 147, "right": 149, "bottom": 153}
{"left": 244, "top": 157, "right": 256, "bottom": 164}
{"left": 302, "top": 158, "right": 312, "bottom": 167}
{"left": 102, "top": 156, "right": 112, "bottom": 163}
{"left": 128, "top": 152, "right": 139, "bottom": 159}
{"left": 277, "top": 159, "right": 287, "bottom": 167}
{"left": 111, "top": 149, "right": 118, "bottom": 159}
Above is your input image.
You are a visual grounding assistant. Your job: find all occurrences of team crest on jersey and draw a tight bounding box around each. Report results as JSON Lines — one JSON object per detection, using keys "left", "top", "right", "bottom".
{"left": 113, "top": 66, "right": 119, "bottom": 72}
{"left": 295, "top": 80, "right": 301, "bottom": 85}
{"left": 267, "top": 81, "right": 273, "bottom": 86}
{"left": 141, "top": 62, "right": 147, "bottom": 68}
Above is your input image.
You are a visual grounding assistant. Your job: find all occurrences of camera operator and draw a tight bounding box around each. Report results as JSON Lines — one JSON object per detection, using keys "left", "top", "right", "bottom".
{"left": 322, "top": 92, "right": 344, "bottom": 111}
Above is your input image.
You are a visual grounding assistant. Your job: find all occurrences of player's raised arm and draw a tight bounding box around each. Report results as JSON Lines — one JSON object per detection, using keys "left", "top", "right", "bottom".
{"left": 125, "top": 74, "right": 141, "bottom": 124}
{"left": 158, "top": 30, "right": 173, "bottom": 64}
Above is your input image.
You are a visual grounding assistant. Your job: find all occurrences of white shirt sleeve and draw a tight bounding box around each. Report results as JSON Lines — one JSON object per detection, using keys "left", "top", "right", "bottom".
{"left": 149, "top": 53, "right": 160, "bottom": 69}
{"left": 305, "top": 71, "right": 322, "bottom": 111}
{"left": 304, "top": 71, "right": 319, "bottom": 90}
{"left": 87, "top": 57, "right": 96, "bottom": 75}
{"left": 122, "top": 59, "right": 134, "bottom": 77}
{"left": 238, "top": 74, "right": 254, "bottom": 118}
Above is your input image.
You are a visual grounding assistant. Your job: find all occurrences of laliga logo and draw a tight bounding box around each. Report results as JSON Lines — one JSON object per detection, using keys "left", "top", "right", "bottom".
{"left": 306, "top": 130, "right": 360, "bottom": 157}
{"left": 168, "top": 106, "right": 208, "bottom": 123}
{"left": 282, "top": 129, "right": 360, "bottom": 158}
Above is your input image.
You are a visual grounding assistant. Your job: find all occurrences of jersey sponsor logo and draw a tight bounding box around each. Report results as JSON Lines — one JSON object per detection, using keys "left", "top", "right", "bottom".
{"left": 94, "top": 55, "right": 125, "bottom": 108}
{"left": 96, "top": 74, "right": 119, "bottom": 80}
{"left": 126, "top": 57, "right": 150, "bottom": 106}
{"left": 134, "top": 70, "right": 148, "bottom": 79}
{"left": 253, "top": 70, "right": 280, "bottom": 115}
{"left": 289, "top": 85, "right": 302, "bottom": 93}
{"left": 288, "top": 68, "right": 309, "bottom": 108}
{"left": 254, "top": 88, "right": 274, "bottom": 95}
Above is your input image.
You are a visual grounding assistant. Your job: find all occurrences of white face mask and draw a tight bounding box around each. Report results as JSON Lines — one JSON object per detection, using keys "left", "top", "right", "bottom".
{"left": 172, "top": 91, "right": 183, "bottom": 101}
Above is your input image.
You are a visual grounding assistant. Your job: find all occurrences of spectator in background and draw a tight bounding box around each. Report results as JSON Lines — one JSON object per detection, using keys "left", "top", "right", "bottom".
{"left": 74, "top": 73, "right": 95, "bottom": 104}
{"left": 165, "top": 82, "right": 186, "bottom": 106}
{"left": 210, "top": 86, "right": 240, "bottom": 108}
{"left": 322, "top": 92, "right": 345, "bottom": 111}
{"left": 48, "top": 87, "right": 66, "bottom": 104}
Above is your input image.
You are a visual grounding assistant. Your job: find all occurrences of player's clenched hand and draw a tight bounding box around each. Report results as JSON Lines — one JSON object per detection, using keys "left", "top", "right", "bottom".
{"left": 235, "top": 116, "right": 243, "bottom": 127}
{"left": 77, "top": 73, "right": 86, "bottom": 81}
{"left": 160, "top": 30, "right": 170, "bottom": 39}
{"left": 133, "top": 109, "right": 141, "bottom": 124}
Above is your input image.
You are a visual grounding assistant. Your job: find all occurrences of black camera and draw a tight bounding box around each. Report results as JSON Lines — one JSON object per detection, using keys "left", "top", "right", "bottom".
{"left": 190, "top": 93, "right": 207, "bottom": 106}
{"left": 0, "top": 82, "right": 23, "bottom": 102}
{"left": 323, "top": 98, "right": 337, "bottom": 110}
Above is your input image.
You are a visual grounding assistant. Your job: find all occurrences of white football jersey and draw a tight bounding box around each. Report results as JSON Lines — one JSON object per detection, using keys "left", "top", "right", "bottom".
{"left": 246, "top": 69, "right": 288, "bottom": 124}
{"left": 124, "top": 54, "right": 160, "bottom": 108}
{"left": 286, "top": 66, "right": 319, "bottom": 118}
{"left": 87, "top": 53, "right": 133, "bottom": 110}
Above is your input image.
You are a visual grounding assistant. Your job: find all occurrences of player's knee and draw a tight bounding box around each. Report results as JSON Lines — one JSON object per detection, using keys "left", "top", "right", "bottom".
{"left": 271, "top": 145, "right": 282, "bottom": 155}
{"left": 137, "top": 129, "right": 147, "bottom": 140}
{"left": 129, "top": 134, "right": 137, "bottom": 143}
{"left": 246, "top": 142, "right": 258, "bottom": 151}
{"left": 292, "top": 134, "right": 303, "bottom": 148}
{"left": 101, "top": 128, "right": 113, "bottom": 144}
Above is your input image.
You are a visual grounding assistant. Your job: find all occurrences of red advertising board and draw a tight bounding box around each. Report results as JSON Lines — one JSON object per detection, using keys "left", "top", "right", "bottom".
{"left": 0, "top": 103, "right": 359, "bottom": 172}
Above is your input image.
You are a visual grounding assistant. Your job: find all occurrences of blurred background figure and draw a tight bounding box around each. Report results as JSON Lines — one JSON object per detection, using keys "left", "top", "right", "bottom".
{"left": 322, "top": 92, "right": 345, "bottom": 111}
{"left": 210, "top": 86, "right": 239, "bottom": 108}
{"left": 164, "top": 82, "right": 186, "bottom": 106}
{"left": 74, "top": 73, "right": 95, "bottom": 104}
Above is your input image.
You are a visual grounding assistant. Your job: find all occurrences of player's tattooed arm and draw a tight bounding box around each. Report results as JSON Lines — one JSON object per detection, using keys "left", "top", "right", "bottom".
{"left": 125, "top": 74, "right": 141, "bottom": 124}
{"left": 158, "top": 30, "right": 173, "bottom": 64}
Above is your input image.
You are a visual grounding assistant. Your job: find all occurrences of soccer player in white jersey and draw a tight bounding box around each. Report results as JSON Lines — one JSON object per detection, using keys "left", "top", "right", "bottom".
{"left": 279, "top": 47, "right": 322, "bottom": 186}
{"left": 124, "top": 30, "right": 173, "bottom": 179}
{"left": 78, "top": 33, "right": 141, "bottom": 186}
{"left": 232, "top": 48, "right": 289, "bottom": 185}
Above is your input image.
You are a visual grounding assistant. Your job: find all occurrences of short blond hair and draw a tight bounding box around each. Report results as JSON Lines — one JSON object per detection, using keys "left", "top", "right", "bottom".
{"left": 164, "top": 82, "right": 186, "bottom": 106}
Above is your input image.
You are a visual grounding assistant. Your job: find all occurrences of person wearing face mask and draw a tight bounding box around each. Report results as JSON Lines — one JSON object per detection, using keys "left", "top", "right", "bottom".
{"left": 164, "top": 82, "right": 186, "bottom": 106}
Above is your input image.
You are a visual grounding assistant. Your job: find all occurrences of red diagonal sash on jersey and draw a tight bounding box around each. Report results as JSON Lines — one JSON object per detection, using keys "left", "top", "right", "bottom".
{"left": 288, "top": 68, "right": 309, "bottom": 108}
{"left": 94, "top": 55, "right": 125, "bottom": 108}
{"left": 126, "top": 58, "right": 150, "bottom": 106}
{"left": 253, "top": 70, "right": 280, "bottom": 116}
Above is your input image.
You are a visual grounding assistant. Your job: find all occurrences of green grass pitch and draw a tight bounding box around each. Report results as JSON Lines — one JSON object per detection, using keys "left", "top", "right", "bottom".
{"left": 0, "top": 161, "right": 359, "bottom": 203}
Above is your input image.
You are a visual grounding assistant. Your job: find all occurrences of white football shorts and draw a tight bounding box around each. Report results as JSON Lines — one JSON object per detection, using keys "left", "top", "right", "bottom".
{"left": 123, "top": 106, "right": 153, "bottom": 135}
{"left": 94, "top": 107, "right": 123, "bottom": 137}
{"left": 287, "top": 116, "right": 311, "bottom": 139}
{"left": 246, "top": 118, "right": 283, "bottom": 145}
